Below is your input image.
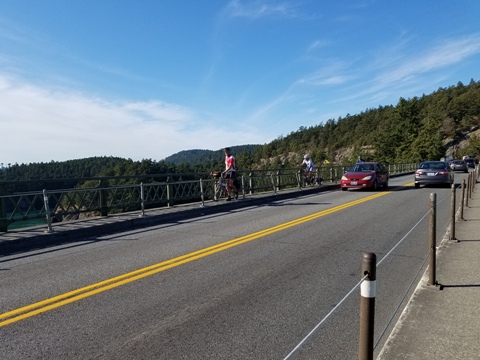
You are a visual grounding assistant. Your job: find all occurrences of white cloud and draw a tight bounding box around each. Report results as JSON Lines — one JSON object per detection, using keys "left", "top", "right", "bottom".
{"left": 226, "top": 0, "right": 300, "bottom": 19}
{"left": 0, "top": 17, "right": 30, "bottom": 43}
{"left": 296, "top": 61, "right": 353, "bottom": 87}
{"left": 0, "top": 74, "right": 266, "bottom": 164}
{"left": 329, "top": 34, "right": 480, "bottom": 108}
{"left": 375, "top": 35, "right": 480, "bottom": 88}
{"left": 307, "top": 39, "right": 331, "bottom": 52}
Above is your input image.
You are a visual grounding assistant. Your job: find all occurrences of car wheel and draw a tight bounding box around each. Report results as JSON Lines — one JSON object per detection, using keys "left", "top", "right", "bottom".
{"left": 372, "top": 180, "right": 379, "bottom": 191}
{"left": 414, "top": 183, "right": 420, "bottom": 188}
{"left": 383, "top": 181, "right": 389, "bottom": 189}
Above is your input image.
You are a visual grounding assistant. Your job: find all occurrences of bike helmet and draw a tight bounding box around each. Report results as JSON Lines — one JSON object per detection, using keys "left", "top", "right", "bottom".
{"left": 304, "top": 154, "right": 309, "bottom": 159}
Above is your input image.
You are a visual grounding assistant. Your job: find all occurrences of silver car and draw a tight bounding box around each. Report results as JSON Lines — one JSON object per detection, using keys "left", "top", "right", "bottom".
{"left": 450, "top": 159, "right": 468, "bottom": 173}
{"left": 414, "top": 161, "right": 454, "bottom": 188}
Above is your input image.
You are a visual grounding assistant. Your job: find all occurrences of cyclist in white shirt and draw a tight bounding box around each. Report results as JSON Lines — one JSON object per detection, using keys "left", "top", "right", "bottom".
{"left": 300, "top": 154, "right": 315, "bottom": 185}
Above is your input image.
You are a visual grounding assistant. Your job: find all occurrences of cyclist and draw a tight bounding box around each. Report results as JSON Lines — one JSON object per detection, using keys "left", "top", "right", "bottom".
{"left": 222, "top": 147, "right": 237, "bottom": 201}
{"left": 300, "top": 154, "right": 315, "bottom": 185}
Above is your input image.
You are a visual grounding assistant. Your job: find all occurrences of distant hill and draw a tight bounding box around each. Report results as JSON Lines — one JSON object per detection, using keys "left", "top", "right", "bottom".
{"left": 164, "top": 145, "right": 261, "bottom": 166}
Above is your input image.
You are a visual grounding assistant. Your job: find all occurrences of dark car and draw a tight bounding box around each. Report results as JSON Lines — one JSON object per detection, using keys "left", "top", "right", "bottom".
{"left": 465, "top": 159, "right": 475, "bottom": 168}
{"left": 414, "top": 161, "right": 453, "bottom": 188}
{"left": 450, "top": 159, "right": 468, "bottom": 173}
{"left": 340, "top": 162, "right": 389, "bottom": 191}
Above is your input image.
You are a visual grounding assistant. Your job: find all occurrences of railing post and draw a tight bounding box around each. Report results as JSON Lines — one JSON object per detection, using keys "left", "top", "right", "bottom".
{"left": 140, "top": 182, "right": 146, "bottom": 216}
{"left": 43, "top": 189, "right": 53, "bottom": 233}
{"left": 249, "top": 172, "right": 254, "bottom": 194}
{"left": 199, "top": 179, "right": 205, "bottom": 207}
{"left": 99, "top": 180, "right": 109, "bottom": 216}
{"left": 460, "top": 179, "right": 466, "bottom": 220}
{"left": 449, "top": 183, "right": 457, "bottom": 241}
{"left": 359, "top": 252, "right": 376, "bottom": 360}
{"left": 428, "top": 193, "right": 437, "bottom": 286}
{"left": 270, "top": 174, "right": 277, "bottom": 194}
{"left": 166, "top": 179, "right": 174, "bottom": 207}
{"left": 240, "top": 175, "right": 245, "bottom": 199}
{"left": 0, "top": 181, "right": 8, "bottom": 232}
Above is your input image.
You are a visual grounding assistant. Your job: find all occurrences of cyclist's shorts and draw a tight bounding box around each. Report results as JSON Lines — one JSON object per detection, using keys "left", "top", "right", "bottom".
{"left": 225, "top": 171, "right": 236, "bottom": 179}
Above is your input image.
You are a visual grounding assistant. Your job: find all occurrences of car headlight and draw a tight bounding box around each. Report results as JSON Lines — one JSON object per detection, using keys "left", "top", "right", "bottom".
{"left": 341, "top": 175, "right": 348, "bottom": 180}
{"left": 362, "top": 175, "right": 372, "bottom": 180}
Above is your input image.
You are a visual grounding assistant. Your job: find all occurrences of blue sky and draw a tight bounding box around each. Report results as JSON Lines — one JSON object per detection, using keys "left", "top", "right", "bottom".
{"left": 1, "top": 0, "right": 479, "bottom": 165}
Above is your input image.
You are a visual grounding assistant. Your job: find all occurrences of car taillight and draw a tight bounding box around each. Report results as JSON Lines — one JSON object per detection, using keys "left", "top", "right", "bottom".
{"left": 437, "top": 171, "right": 447, "bottom": 175}
{"left": 416, "top": 170, "right": 424, "bottom": 175}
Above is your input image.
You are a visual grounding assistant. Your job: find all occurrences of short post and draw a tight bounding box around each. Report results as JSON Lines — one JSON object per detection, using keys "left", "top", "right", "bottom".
{"left": 428, "top": 193, "right": 437, "bottom": 286}
{"left": 43, "top": 189, "right": 53, "bottom": 233}
{"left": 466, "top": 174, "right": 470, "bottom": 207}
{"left": 460, "top": 179, "right": 466, "bottom": 220}
{"left": 473, "top": 170, "right": 477, "bottom": 191}
{"left": 469, "top": 172, "right": 473, "bottom": 198}
{"left": 359, "top": 252, "right": 376, "bottom": 360}
{"left": 450, "top": 183, "right": 456, "bottom": 241}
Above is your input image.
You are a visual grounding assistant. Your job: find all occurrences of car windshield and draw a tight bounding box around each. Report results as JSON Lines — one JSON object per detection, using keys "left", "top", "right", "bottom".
{"left": 420, "top": 162, "right": 446, "bottom": 170}
{"left": 348, "top": 164, "right": 375, "bottom": 172}
{"left": 452, "top": 160, "right": 464, "bottom": 164}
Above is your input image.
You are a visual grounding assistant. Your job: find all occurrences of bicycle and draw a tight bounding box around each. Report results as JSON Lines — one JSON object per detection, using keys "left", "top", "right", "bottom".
{"left": 300, "top": 169, "right": 323, "bottom": 187}
{"left": 298, "top": 168, "right": 315, "bottom": 187}
{"left": 212, "top": 171, "right": 239, "bottom": 201}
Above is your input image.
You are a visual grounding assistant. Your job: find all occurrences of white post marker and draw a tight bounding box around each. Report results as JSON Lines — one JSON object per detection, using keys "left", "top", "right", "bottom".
{"left": 359, "top": 252, "right": 376, "bottom": 360}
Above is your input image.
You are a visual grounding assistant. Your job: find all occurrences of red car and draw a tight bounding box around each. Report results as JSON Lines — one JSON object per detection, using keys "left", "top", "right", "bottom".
{"left": 341, "top": 162, "right": 389, "bottom": 191}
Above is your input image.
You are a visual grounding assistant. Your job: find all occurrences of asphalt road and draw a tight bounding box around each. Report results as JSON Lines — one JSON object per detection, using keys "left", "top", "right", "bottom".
{"left": 0, "top": 172, "right": 469, "bottom": 359}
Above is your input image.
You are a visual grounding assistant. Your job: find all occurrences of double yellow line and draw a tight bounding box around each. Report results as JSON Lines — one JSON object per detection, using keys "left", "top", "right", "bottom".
{"left": 0, "top": 191, "right": 391, "bottom": 327}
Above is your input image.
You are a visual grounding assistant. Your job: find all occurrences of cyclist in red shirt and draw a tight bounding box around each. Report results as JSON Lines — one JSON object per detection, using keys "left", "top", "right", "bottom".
{"left": 222, "top": 147, "right": 237, "bottom": 201}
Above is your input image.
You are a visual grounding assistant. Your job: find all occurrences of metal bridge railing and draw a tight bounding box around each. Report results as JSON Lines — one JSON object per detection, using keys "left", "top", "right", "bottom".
{"left": 0, "top": 164, "right": 417, "bottom": 232}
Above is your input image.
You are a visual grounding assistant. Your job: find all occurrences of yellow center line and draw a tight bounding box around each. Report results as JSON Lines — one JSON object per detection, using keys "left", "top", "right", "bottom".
{"left": 0, "top": 187, "right": 400, "bottom": 327}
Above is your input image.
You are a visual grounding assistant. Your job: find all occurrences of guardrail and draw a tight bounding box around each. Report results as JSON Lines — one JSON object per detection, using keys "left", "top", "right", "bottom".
{"left": 0, "top": 164, "right": 418, "bottom": 232}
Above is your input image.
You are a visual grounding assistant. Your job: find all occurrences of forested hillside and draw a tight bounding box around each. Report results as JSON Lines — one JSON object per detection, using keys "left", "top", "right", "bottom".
{"left": 1, "top": 79, "right": 480, "bottom": 184}
{"left": 250, "top": 79, "right": 480, "bottom": 168}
